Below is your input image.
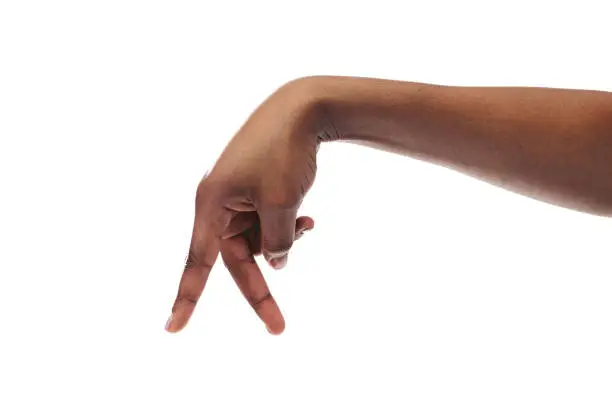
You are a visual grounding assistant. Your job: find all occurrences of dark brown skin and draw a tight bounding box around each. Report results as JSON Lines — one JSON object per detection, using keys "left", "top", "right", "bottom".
{"left": 165, "top": 76, "right": 612, "bottom": 334}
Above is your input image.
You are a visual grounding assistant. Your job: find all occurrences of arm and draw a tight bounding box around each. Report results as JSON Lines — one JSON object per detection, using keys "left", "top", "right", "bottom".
{"left": 167, "top": 76, "right": 612, "bottom": 335}
{"left": 312, "top": 76, "right": 612, "bottom": 216}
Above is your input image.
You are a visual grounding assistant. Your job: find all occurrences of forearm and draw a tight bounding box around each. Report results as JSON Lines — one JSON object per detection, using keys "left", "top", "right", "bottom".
{"left": 310, "top": 76, "right": 612, "bottom": 216}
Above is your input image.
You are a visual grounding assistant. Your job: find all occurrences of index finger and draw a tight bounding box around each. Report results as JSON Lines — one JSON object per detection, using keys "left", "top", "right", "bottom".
{"left": 166, "top": 221, "right": 220, "bottom": 333}
{"left": 166, "top": 186, "right": 224, "bottom": 333}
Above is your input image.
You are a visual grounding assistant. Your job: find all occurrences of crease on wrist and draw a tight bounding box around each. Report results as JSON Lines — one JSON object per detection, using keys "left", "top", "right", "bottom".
{"left": 316, "top": 101, "right": 342, "bottom": 144}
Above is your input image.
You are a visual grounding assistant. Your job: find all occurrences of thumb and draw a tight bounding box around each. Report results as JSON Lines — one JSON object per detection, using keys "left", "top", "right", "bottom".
{"left": 258, "top": 206, "right": 298, "bottom": 270}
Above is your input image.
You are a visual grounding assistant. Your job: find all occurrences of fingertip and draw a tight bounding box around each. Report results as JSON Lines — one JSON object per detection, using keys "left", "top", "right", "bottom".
{"left": 256, "top": 297, "right": 285, "bottom": 334}
{"left": 165, "top": 301, "right": 195, "bottom": 333}
{"left": 265, "top": 315, "right": 285, "bottom": 335}
{"left": 164, "top": 314, "right": 174, "bottom": 332}
{"left": 266, "top": 324, "right": 284, "bottom": 335}
{"left": 304, "top": 217, "right": 315, "bottom": 230}
{"left": 269, "top": 254, "right": 288, "bottom": 270}
{"left": 165, "top": 313, "right": 185, "bottom": 333}
{"left": 295, "top": 216, "right": 315, "bottom": 232}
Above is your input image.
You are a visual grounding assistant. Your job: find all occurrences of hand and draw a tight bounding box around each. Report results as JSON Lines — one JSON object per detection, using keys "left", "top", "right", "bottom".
{"left": 165, "top": 78, "right": 331, "bottom": 334}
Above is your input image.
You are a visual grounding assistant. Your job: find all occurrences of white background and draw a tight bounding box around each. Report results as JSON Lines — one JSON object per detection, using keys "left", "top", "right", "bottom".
{"left": 1, "top": 1, "right": 611, "bottom": 407}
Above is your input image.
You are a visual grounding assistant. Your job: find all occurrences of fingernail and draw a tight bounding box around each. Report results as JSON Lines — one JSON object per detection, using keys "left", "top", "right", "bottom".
{"left": 269, "top": 255, "right": 287, "bottom": 270}
{"left": 165, "top": 314, "right": 174, "bottom": 331}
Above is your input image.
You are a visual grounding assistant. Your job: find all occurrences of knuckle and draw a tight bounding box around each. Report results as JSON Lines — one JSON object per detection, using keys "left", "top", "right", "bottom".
{"left": 184, "top": 248, "right": 214, "bottom": 271}
{"left": 184, "top": 250, "right": 197, "bottom": 269}
{"left": 250, "top": 293, "right": 273, "bottom": 310}
{"left": 178, "top": 294, "right": 198, "bottom": 306}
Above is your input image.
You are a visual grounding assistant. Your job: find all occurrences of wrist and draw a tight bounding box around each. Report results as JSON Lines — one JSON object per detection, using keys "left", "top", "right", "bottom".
{"left": 299, "top": 76, "right": 434, "bottom": 155}
{"left": 277, "top": 76, "right": 341, "bottom": 146}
